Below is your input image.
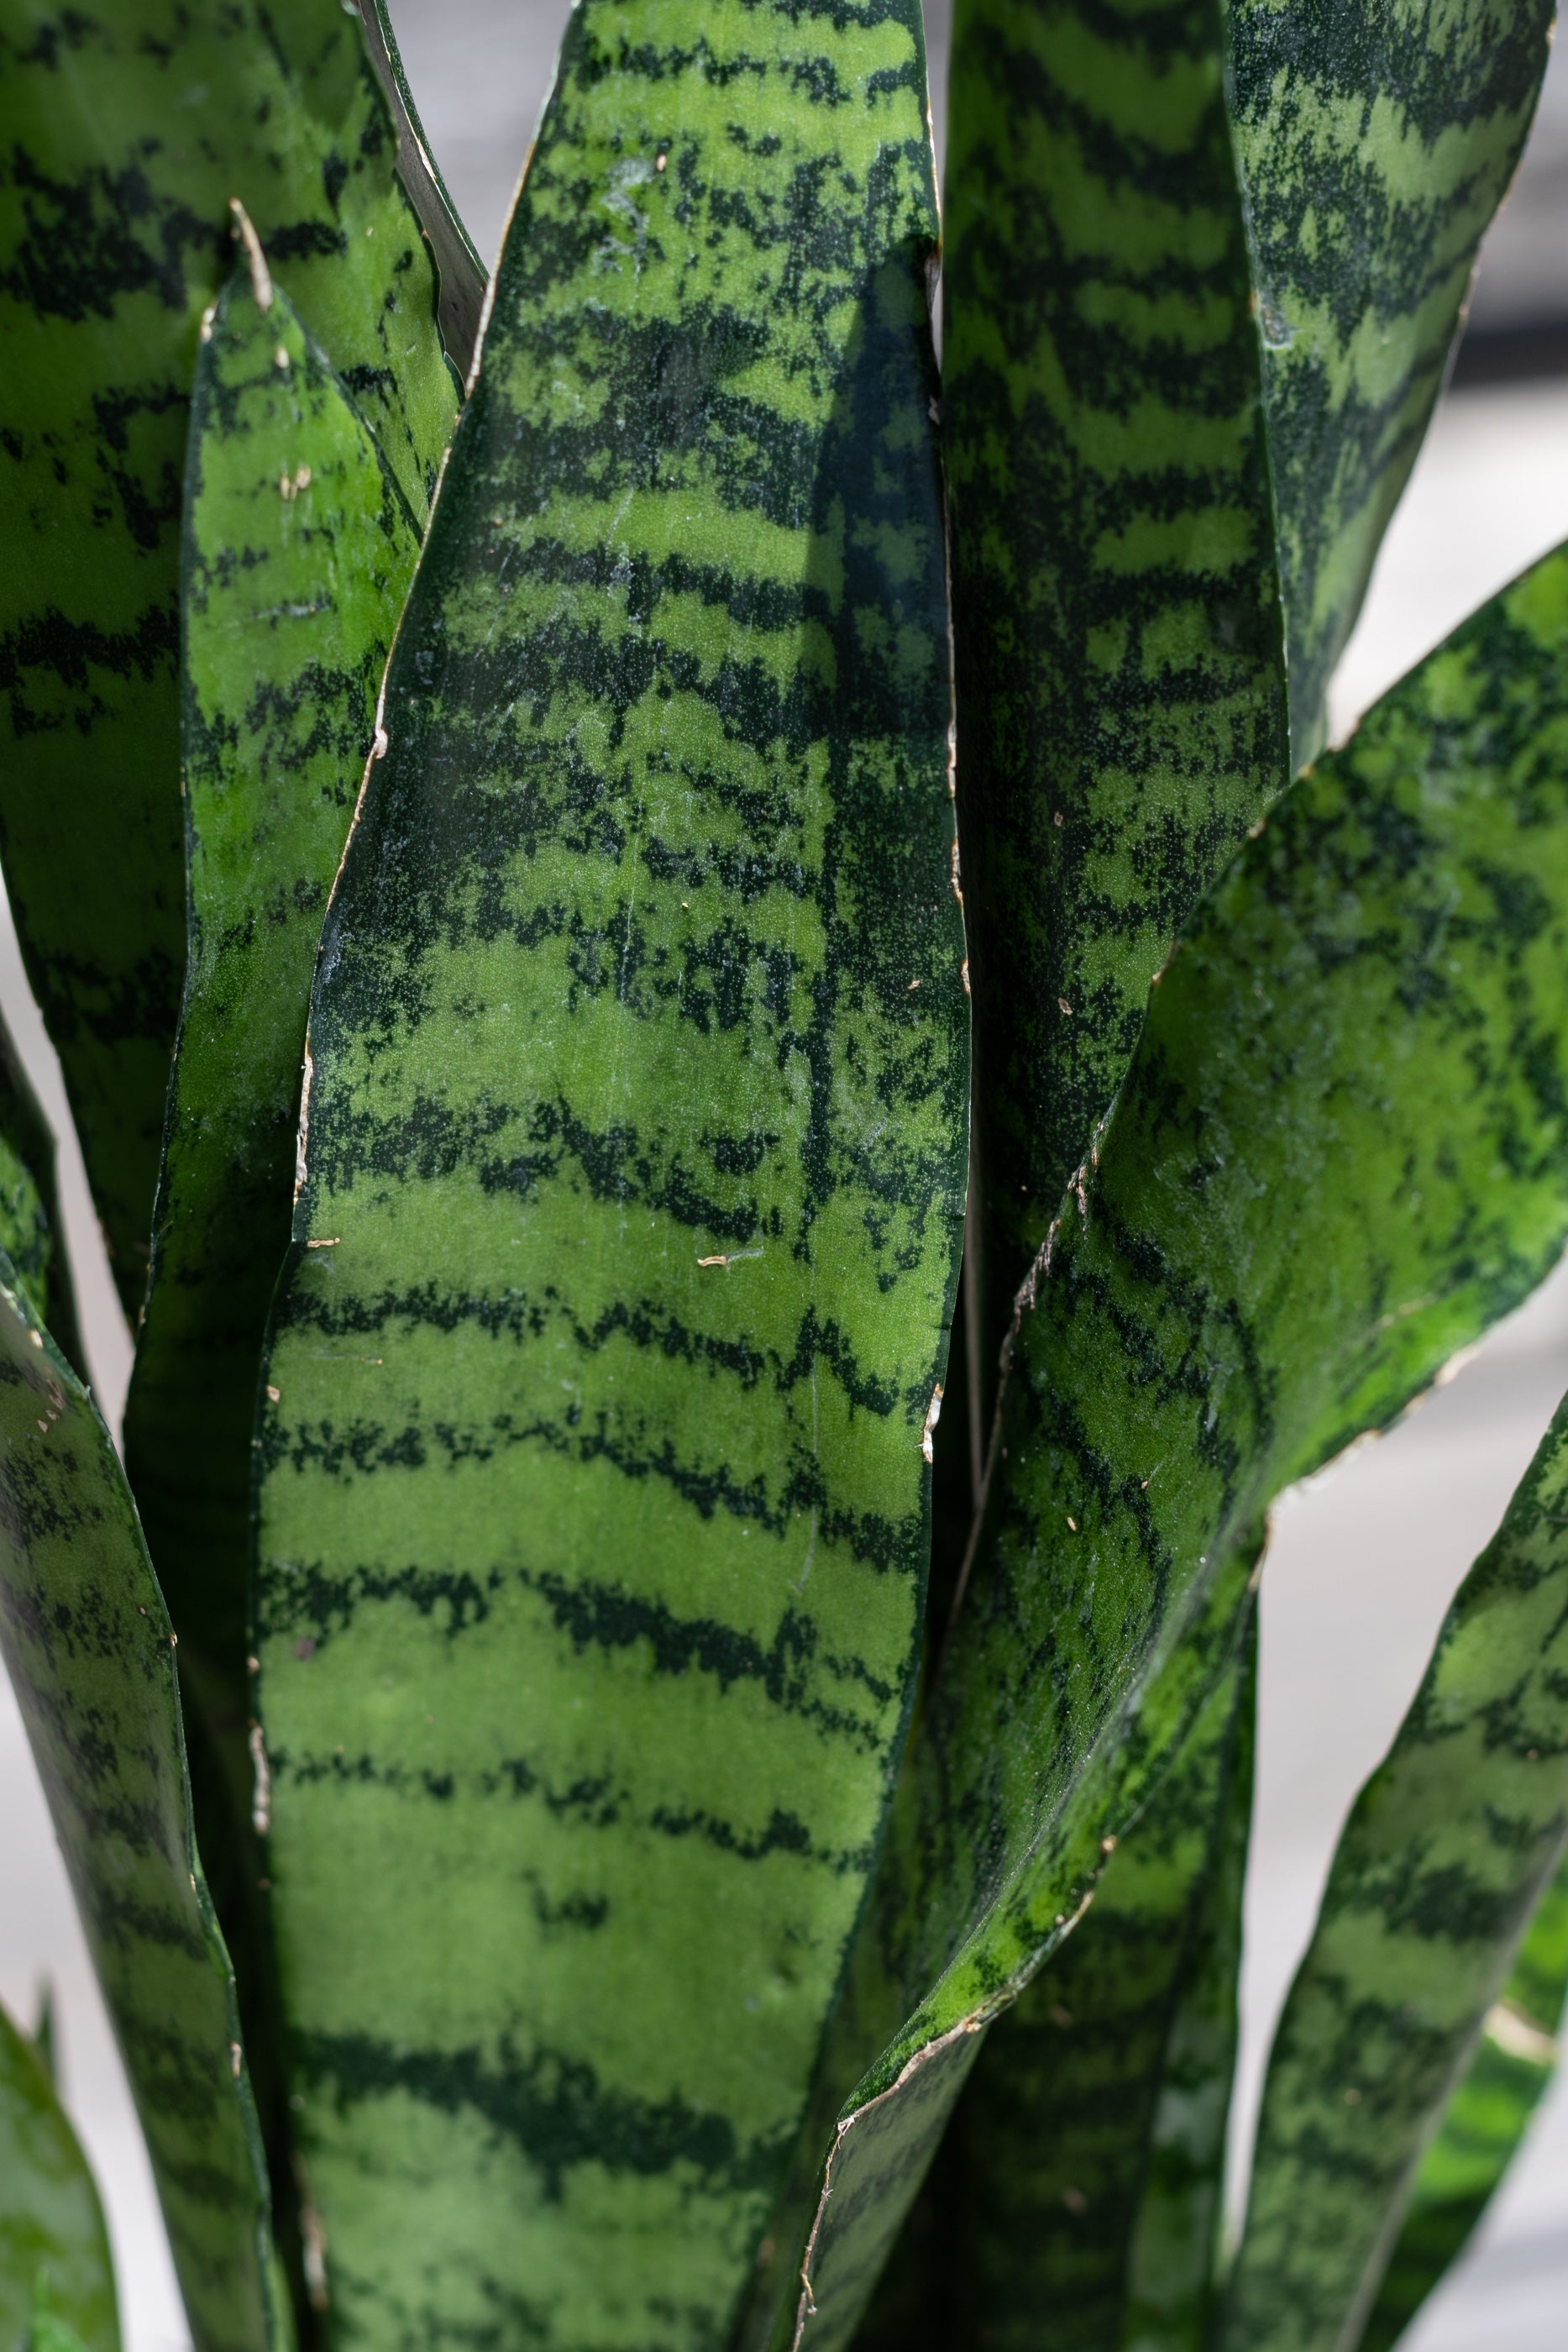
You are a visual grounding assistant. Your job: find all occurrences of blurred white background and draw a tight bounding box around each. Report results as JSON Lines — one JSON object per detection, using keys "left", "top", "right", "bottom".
{"left": 4, "top": 7, "right": 1568, "bottom": 2348}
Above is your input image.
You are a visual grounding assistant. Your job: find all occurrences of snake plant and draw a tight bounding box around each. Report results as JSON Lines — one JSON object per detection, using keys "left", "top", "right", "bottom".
{"left": 1, "top": 2, "right": 1565, "bottom": 2349}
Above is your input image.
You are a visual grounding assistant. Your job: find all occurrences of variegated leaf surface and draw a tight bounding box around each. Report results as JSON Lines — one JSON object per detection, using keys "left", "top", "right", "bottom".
{"left": 1226, "top": 0, "right": 1556, "bottom": 763}
{"left": 0, "top": 1260, "right": 283, "bottom": 2352}
{"left": 942, "top": 0, "right": 1288, "bottom": 1372}
{"left": 855, "top": 1614, "right": 1254, "bottom": 2352}
{"left": 0, "top": 0, "right": 468, "bottom": 1307}
{"left": 1220, "top": 1383, "right": 1568, "bottom": 2351}
{"left": 1354, "top": 1853, "right": 1568, "bottom": 2352}
{"left": 0, "top": 1998, "right": 118, "bottom": 2352}
{"left": 742, "top": 540, "right": 1568, "bottom": 2351}
{"left": 252, "top": 2, "right": 965, "bottom": 2345}
{"left": 0, "top": 1026, "right": 82, "bottom": 1386}
{"left": 120, "top": 255, "right": 422, "bottom": 2265}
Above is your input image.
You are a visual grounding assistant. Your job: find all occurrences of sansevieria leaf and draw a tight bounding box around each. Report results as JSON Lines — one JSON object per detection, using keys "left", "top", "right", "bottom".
{"left": 253, "top": 2, "right": 964, "bottom": 2345}
{"left": 942, "top": 0, "right": 1287, "bottom": 1368}
{"left": 856, "top": 1613, "right": 1255, "bottom": 2352}
{"left": 1220, "top": 1380, "right": 1568, "bottom": 2352}
{"left": 0, "top": 1022, "right": 83, "bottom": 1386}
{"left": 0, "top": 1257, "right": 283, "bottom": 2352}
{"left": 121, "top": 240, "right": 423, "bottom": 2255}
{"left": 1355, "top": 1852, "right": 1568, "bottom": 2352}
{"left": 0, "top": 0, "right": 467, "bottom": 1306}
{"left": 1226, "top": 0, "right": 1556, "bottom": 762}
{"left": 0, "top": 1997, "right": 118, "bottom": 2352}
{"left": 745, "top": 539, "right": 1568, "bottom": 2349}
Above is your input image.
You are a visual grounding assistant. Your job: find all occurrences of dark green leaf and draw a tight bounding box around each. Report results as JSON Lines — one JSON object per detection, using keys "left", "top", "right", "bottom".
{"left": 120, "top": 251, "right": 422, "bottom": 2277}
{"left": 353, "top": 0, "right": 488, "bottom": 376}
{"left": 251, "top": 1, "right": 964, "bottom": 2344}
{"left": 0, "top": 1262, "right": 283, "bottom": 2352}
{"left": 942, "top": 0, "right": 1288, "bottom": 1368}
{"left": 1220, "top": 1380, "right": 1568, "bottom": 2352}
{"left": 1226, "top": 0, "right": 1555, "bottom": 762}
{"left": 0, "top": 1997, "right": 118, "bottom": 2352}
{"left": 0, "top": 1026, "right": 83, "bottom": 1385}
{"left": 1354, "top": 1852, "right": 1568, "bottom": 2352}
{"left": 742, "top": 540, "right": 1568, "bottom": 2351}
{"left": 855, "top": 1607, "right": 1254, "bottom": 2352}
{"left": 0, "top": 0, "right": 462, "bottom": 1307}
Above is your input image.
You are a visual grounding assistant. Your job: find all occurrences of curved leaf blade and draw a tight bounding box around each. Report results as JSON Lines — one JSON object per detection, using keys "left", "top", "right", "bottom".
{"left": 353, "top": 0, "right": 488, "bottom": 375}
{"left": 749, "top": 539, "right": 1568, "bottom": 2349}
{"left": 0, "top": 0, "right": 459, "bottom": 1306}
{"left": 854, "top": 1612, "right": 1255, "bottom": 2352}
{"left": 1354, "top": 1853, "right": 1568, "bottom": 2352}
{"left": 942, "top": 0, "right": 1288, "bottom": 1362}
{"left": 1226, "top": 0, "right": 1556, "bottom": 761}
{"left": 0, "top": 1259, "right": 283, "bottom": 2352}
{"left": 1221, "top": 1383, "right": 1568, "bottom": 2350}
{"left": 0, "top": 1997, "right": 119, "bottom": 2352}
{"left": 252, "top": 2, "right": 965, "bottom": 2345}
{"left": 119, "top": 253, "right": 422, "bottom": 2273}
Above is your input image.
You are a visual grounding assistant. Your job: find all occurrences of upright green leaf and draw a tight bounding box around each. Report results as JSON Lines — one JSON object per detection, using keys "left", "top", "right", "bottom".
{"left": 0, "top": 0, "right": 467, "bottom": 1306}
{"left": 856, "top": 1609, "right": 1255, "bottom": 2352}
{"left": 1355, "top": 1854, "right": 1568, "bottom": 2352}
{"left": 253, "top": 2, "right": 964, "bottom": 2345}
{"left": 1117, "top": 1639, "right": 1255, "bottom": 2352}
{"left": 1225, "top": 0, "right": 1556, "bottom": 762}
{"left": 119, "top": 249, "right": 422, "bottom": 2260}
{"left": 1220, "top": 1382, "right": 1568, "bottom": 2352}
{"left": 352, "top": 0, "right": 488, "bottom": 376}
{"left": 943, "top": 0, "right": 1287, "bottom": 1368}
{"left": 0, "top": 1264, "right": 283, "bottom": 2352}
{"left": 0, "top": 1998, "right": 118, "bottom": 2352}
{"left": 0, "top": 1025, "right": 82, "bottom": 1385}
{"left": 742, "top": 541, "right": 1568, "bottom": 2350}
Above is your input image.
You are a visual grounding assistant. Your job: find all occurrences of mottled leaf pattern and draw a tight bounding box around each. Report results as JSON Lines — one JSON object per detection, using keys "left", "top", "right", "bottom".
{"left": 0, "top": 1268, "right": 282, "bottom": 2352}
{"left": 747, "top": 540, "right": 1568, "bottom": 2350}
{"left": 120, "top": 256, "right": 422, "bottom": 2272}
{"left": 353, "top": 0, "right": 488, "bottom": 378}
{"left": 855, "top": 1613, "right": 1254, "bottom": 2352}
{"left": 1119, "top": 1635, "right": 1255, "bottom": 2352}
{"left": 1220, "top": 1382, "right": 1568, "bottom": 2352}
{"left": 0, "top": 1024, "right": 82, "bottom": 1385}
{"left": 1226, "top": 0, "right": 1555, "bottom": 762}
{"left": 0, "top": 0, "right": 458, "bottom": 1305}
{"left": 1355, "top": 1855, "right": 1568, "bottom": 2352}
{"left": 942, "top": 0, "right": 1287, "bottom": 1368}
{"left": 252, "top": 2, "right": 964, "bottom": 2346}
{"left": 0, "top": 1998, "right": 118, "bottom": 2352}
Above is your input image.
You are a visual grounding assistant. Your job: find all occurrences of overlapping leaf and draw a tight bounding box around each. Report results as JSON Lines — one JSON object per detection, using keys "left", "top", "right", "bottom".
{"left": 741, "top": 539, "right": 1568, "bottom": 2350}
{"left": 856, "top": 1614, "right": 1255, "bottom": 2352}
{"left": 1355, "top": 1853, "right": 1568, "bottom": 2352}
{"left": 251, "top": 1, "right": 964, "bottom": 2344}
{"left": 1227, "top": 0, "right": 1556, "bottom": 761}
{"left": 120, "top": 248, "right": 423, "bottom": 2263}
{"left": 0, "top": 1246, "right": 282, "bottom": 2352}
{"left": 0, "top": 1998, "right": 118, "bottom": 2352}
{"left": 0, "top": 0, "right": 471, "bottom": 1305}
{"left": 942, "top": 0, "right": 1288, "bottom": 1369}
{"left": 1221, "top": 1383, "right": 1568, "bottom": 2351}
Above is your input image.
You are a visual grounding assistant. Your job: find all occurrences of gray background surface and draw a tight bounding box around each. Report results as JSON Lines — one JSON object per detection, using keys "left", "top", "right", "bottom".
{"left": 4, "top": 7, "right": 1568, "bottom": 2345}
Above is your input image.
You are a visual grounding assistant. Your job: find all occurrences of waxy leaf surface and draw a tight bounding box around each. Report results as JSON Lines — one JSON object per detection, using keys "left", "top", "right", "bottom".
{"left": 857, "top": 1620, "right": 1253, "bottom": 2352}
{"left": 1222, "top": 1383, "right": 1568, "bottom": 2351}
{"left": 254, "top": 2, "right": 965, "bottom": 2345}
{"left": 942, "top": 0, "right": 1287, "bottom": 1362}
{"left": 0, "top": 0, "right": 460, "bottom": 1305}
{"left": 1226, "top": 0, "right": 1555, "bottom": 761}
{"left": 122, "top": 260, "right": 422, "bottom": 2244}
{"left": 0, "top": 1998, "right": 118, "bottom": 2352}
{"left": 1355, "top": 1854, "right": 1568, "bottom": 2352}
{"left": 0, "top": 1264, "right": 281, "bottom": 2352}
{"left": 747, "top": 540, "right": 1568, "bottom": 2349}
